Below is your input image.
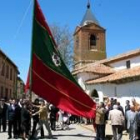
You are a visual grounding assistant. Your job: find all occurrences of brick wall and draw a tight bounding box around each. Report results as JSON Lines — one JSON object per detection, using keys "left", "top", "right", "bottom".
{"left": 0, "top": 52, "right": 18, "bottom": 99}
{"left": 74, "top": 24, "right": 106, "bottom": 68}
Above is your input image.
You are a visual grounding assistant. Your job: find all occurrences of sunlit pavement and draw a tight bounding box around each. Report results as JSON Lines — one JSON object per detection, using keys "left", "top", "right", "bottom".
{"left": 0, "top": 122, "right": 130, "bottom": 140}
{"left": 0, "top": 124, "right": 95, "bottom": 140}
{"left": 80, "top": 121, "right": 129, "bottom": 140}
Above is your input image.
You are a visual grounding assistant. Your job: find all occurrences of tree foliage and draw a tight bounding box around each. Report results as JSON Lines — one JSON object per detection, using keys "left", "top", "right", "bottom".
{"left": 50, "top": 23, "right": 73, "bottom": 70}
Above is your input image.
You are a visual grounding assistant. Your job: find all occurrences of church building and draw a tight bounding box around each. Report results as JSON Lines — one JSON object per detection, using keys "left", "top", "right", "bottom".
{"left": 72, "top": 1, "right": 140, "bottom": 107}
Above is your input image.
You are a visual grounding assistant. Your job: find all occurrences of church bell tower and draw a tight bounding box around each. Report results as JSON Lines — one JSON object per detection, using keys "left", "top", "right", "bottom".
{"left": 73, "top": 1, "right": 106, "bottom": 69}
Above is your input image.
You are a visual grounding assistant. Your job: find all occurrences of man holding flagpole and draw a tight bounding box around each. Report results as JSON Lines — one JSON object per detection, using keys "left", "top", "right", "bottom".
{"left": 32, "top": 100, "right": 53, "bottom": 139}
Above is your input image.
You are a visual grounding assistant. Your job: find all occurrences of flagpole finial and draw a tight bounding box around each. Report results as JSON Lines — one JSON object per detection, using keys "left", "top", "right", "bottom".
{"left": 87, "top": 0, "right": 90, "bottom": 9}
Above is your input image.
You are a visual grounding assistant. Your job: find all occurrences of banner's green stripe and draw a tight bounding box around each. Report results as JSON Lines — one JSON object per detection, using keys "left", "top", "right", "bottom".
{"left": 32, "top": 19, "right": 79, "bottom": 87}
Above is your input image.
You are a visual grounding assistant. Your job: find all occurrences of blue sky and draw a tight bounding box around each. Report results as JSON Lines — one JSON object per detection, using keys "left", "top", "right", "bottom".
{"left": 0, "top": 0, "right": 140, "bottom": 83}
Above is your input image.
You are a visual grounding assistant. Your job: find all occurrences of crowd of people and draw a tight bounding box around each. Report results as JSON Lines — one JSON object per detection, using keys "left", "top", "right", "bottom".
{"left": 1, "top": 96, "right": 140, "bottom": 140}
{"left": 95, "top": 98, "right": 140, "bottom": 140}
{"left": 0, "top": 97, "right": 73, "bottom": 140}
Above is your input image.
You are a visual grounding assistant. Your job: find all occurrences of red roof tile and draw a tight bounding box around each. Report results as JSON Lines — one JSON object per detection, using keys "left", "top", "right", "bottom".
{"left": 86, "top": 66, "right": 140, "bottom": 84}
{"left": 72, "top": 63, "right": 115, "bottom": 75}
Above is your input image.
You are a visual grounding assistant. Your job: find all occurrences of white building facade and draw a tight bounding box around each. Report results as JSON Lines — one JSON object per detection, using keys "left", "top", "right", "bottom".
{"left": 73, "top": 49, "right": 140, "bottom": 108}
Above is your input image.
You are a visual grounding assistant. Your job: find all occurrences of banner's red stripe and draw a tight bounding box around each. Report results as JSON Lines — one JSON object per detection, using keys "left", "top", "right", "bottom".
{"left": 32, "top": 54, "right": 96, "bottom": 118}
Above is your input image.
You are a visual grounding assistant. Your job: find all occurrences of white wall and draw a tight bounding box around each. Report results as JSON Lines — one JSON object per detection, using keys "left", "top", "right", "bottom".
{"left": 116, "top": 81, "right": 140, "bottom": 109}
{"left": 77, "top": 72, "right": 98, "bottom": 82}
{"left": 87, "top": 80, "right": 140, "bottom": 110}
{"left": 77, "top": 72, "right": 99, "bottom": 90}
{"left": 87, "top": 83, "right": 117, "bottom": 98}
{"left": 116, "top": 81, "right": 140, "bottom": 98}
{"left": 109, "top": 55, "right": 140, "bottom": 71}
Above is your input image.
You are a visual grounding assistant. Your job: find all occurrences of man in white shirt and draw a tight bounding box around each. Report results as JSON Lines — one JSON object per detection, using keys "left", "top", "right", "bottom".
{"left": 108, "top": 105, "right": 124, "bottom": 140}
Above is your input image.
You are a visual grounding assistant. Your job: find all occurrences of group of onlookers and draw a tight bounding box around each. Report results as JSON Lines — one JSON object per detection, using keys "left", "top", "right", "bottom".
{"left": 0, "top": 97, "right": 73, "bottom": 140}
{"left": 0, "top": 98, "right": 37, "bottom": 140}
{"left": 94, "top": 98, "right": 140, "bottom": 140}
{"left": 2, "top": 96, "right": 140, "bottom": 140}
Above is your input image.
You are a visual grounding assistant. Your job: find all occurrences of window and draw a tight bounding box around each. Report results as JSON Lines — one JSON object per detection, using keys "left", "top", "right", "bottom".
{"left": 1, "top": 62, "right": 5, "bottom": 76}
{"left": 10, "top": 68, "right": 13, "bottom": 80}
{"left": 90, "top": 35, "right": 96, "bottom": 46}
{"left": 5, "top": 88, "right": 8, "bottom": 98}
{"left": 10, "top": 89, "right": 12, "bottom": 98}
{"left": 6, "top": 65, "right": 9, "bottom": 78}
{"left": 1, "top": 86, "right": 4, "bottom": 98}
{"left": 90, "top": 34, "right": 97, "bottom": 50}
{"left": 91, "top": 89, "right": 98, "bottom": 98}
{"left": 126, "top": 60, "right": 131, "bottom": 69}
{"left": 75, "top": 36, "right": 79, "bottom": 48}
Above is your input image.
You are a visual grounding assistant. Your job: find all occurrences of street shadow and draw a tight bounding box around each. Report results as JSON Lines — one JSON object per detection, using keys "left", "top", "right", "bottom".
{"left": 56, "top": 127, "right": 75, "bottom": 131}
{"left": 53, "top": 133, "right": 95, "bottom": 138}
{"left": 33, "top": 136, "right": 58, "bottom": 139}
{"left": 105, "top": 134, "right": 113, "bottom": 140}
{"left": 33, "top": 134, "right": 95, "bottom": 139}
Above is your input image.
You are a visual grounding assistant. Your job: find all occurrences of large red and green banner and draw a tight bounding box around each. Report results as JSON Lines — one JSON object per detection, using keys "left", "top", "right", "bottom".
{"left": 26, "top": 0, "right": 96, "bottom": 118}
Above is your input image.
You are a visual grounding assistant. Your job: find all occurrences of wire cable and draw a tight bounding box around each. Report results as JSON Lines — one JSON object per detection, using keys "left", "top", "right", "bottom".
{"left": 14, "top": 0, "right": 33, "bottom": 39}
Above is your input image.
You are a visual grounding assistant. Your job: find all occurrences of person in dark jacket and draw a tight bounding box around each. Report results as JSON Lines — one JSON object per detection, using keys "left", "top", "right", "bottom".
{"left": 125, "top": 100, "right": 130, "bottom": 112}
{"left": 14, "top": 99, "right": 22, "bottom": 138}
{"left": 49, "top": 104, "right": 59, "bottom": 130}
{"left": 124, "top": 100, "right": 130, "bottom": 132}
{"left": 31, "top": 98, "right": 44, "bottom": 139}
{"left": 0, "top": 100, "right": 3, "bottom": 132}
{"left": 7, "top": 99, "right": 16, "bottom": 139}
{"left": 117, "top": 102, "right": 124, "bottom": 116}
{"left": 1, "top": 98, "right": 8, "bottom": 132}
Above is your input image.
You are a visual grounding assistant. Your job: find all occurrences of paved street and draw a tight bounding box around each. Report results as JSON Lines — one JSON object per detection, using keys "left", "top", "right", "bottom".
{"left": 0, "top": 122, "right": 129, "bottom": 140}
{"left": 0, "top": 124, "right": 95, "bottom": 140}
{"left": 81, "top": 121, "right": 129, "bottom": 140}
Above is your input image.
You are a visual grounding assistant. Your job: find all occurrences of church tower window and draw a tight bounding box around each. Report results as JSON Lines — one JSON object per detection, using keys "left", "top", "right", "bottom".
{"left": 90, "top": 34, "right": 96, "bottom": 49}
{"left": 76, "top": 36, "right": 79, "bottom": 48}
